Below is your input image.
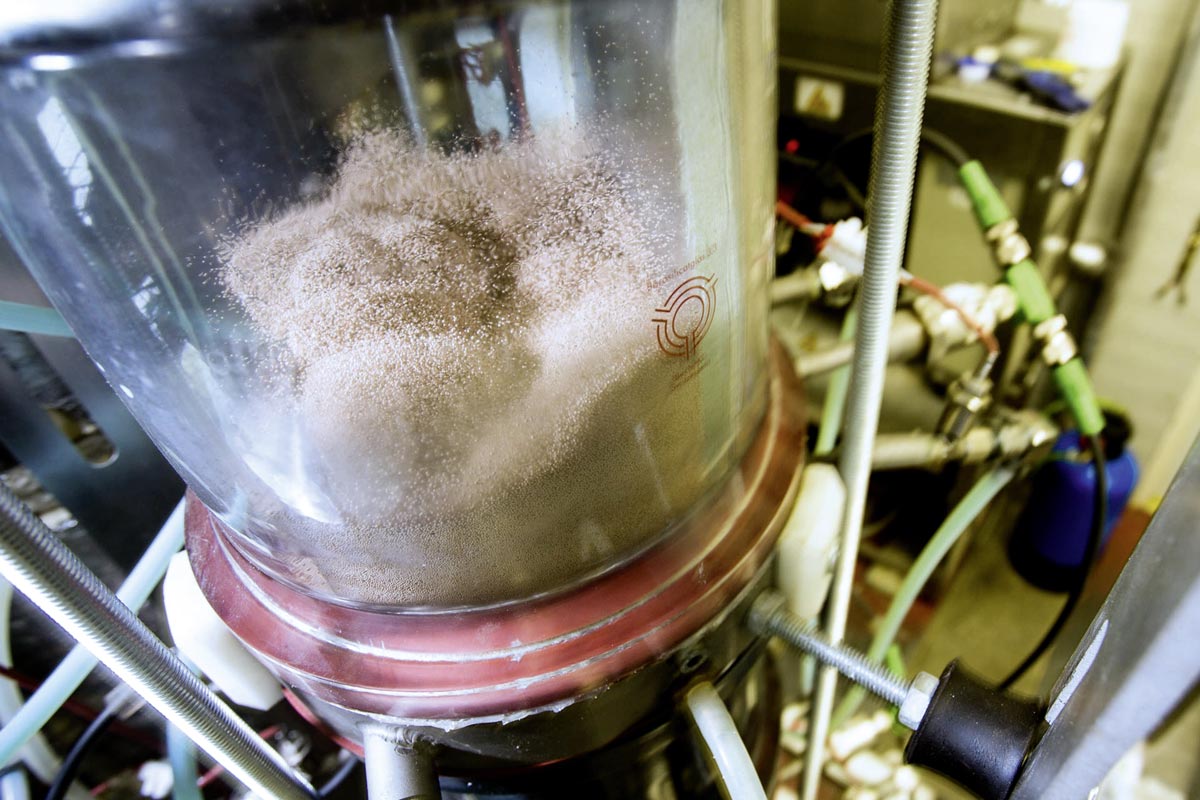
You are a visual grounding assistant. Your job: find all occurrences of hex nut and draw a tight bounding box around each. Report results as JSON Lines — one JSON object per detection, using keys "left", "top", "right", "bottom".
{"left": 899, "top": 671, "right": 940, "bottom": 730}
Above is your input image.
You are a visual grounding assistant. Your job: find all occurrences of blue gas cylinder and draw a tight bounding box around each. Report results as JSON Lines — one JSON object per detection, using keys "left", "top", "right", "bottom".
{"left": 1009, "top": 416, "right": 1138, "bottom": 592}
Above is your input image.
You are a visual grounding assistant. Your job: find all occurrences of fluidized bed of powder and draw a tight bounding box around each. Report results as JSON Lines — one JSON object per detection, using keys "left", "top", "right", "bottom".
{"left": 219, "top": 127, "right": 710, "bottom": 606}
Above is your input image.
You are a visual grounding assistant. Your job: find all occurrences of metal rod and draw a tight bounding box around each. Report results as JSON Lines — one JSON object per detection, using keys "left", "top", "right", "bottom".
{"left": 795, "top": 309, "right": 927, "bottom": 378}
{"left": 363, "top": 728, "right": 441, "bottom": 800}
{"left": 684, "top": 682, "right": 769, "bottom": 800}
{"left": 750, "top": 594, "right": 910, "bottom": 707}
{"left": 0, "top": 483, "right": 314, "bottom": 800}
{"left": 803, "top": 0, "right": 939, "bottom": 797}
{"left": 383, "top": 15, "right": 428, "bottom": 150}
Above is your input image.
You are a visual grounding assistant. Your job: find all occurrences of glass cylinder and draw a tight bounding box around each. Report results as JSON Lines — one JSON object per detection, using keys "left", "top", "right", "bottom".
{"left": 0, "top": 0, "right": 777, "bottom": 610}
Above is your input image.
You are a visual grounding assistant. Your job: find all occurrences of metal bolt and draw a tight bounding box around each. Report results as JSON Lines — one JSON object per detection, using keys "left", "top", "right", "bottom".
{"left": 748, "top": 592, "right": 938, "bottom": 729}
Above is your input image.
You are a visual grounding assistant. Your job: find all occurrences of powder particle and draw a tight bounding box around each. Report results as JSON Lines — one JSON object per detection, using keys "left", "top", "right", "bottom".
{"left": 220, "top": 127, "right": 716, "bottom": 608}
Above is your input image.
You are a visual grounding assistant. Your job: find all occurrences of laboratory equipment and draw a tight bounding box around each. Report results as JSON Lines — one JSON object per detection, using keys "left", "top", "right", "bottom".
{"left": 0, "top": 0, "right": 799, "bottom": 796}
{"left": 0, "top": 1, "right": 1195, "bottom": 799}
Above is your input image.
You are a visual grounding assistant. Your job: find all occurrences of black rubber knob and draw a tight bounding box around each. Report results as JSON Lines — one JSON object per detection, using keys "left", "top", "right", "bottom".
{"left": 904, "top": 661, "right": 1043, "bottom": 800}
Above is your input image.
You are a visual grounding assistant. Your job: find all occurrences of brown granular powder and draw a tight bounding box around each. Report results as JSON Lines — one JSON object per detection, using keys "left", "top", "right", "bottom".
{"left": 220, "top": 128, "right": 711, "bottom": 608}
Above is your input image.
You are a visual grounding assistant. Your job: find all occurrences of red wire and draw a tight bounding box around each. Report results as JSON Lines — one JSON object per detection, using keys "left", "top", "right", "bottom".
{"left": 0, "top": 663, "right": 162, "bottom": 752}
{"left": 776, "top": 200, "right": 834, "bottom": 244}
{"left": 195, "top": 724, "right": 284, "bottom": 789}
{"left": 901, "top": 274, "right": 1001, "bottom": 356}
{"left": 774, "top": 200, "right": 1001, "bottom": 360}
{"left": 88, "top": 724, "right": 285, "bottom": 797}
{"left": 775, "top": 200, "right": 813, "bottom": 229}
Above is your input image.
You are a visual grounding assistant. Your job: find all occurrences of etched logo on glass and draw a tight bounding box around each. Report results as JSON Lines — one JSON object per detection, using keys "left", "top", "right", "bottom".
{"left": 653, "top": 275, "right": 717, "bottom": 359}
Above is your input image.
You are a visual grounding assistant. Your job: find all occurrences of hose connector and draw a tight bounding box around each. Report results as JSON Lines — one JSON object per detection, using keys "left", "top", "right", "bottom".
{"left": 985, "top": 219, "right": 1032, "bottom": 267}
{"left": 937, "top": 372, "right": 993, "bottom": 442}
{"left": 1032, "top": 313, "right": 1079, "bottom": 367}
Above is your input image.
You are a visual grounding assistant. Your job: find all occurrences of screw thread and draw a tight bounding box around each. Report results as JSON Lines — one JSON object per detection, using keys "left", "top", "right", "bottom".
{"left": 751, "top": 594, "right": 911, "bottom": 707}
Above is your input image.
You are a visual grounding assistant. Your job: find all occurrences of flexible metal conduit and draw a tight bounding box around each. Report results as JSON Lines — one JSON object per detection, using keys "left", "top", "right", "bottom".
{"left": 0, "top": 484, "right": 314, "bottom": 800}
{"left": 802, "top": 1, "right": 939, "bottom": 798}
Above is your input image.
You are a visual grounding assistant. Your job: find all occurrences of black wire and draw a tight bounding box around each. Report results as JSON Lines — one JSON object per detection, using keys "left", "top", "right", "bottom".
{"left": 780, "top": 150, "right": 869, "bottom": 211}
{"left": 45, "top": 705, "right": 119, "bottom": 800}
{"left": 998, "top": 436, "right": 1109, "bottom": 691}
{"left": 317, "top": 753, "right": 361, "bottom": 798}
{"left": 825, "top": 125, "right": 972, "bottom": 173}
{"left": 917, "top": 128, "right": 971, "bottom": 170}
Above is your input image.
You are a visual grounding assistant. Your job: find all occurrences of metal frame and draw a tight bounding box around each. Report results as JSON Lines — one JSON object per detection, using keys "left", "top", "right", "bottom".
{"left": 1011, "top": 436, "right": 1200, "bottom": 799}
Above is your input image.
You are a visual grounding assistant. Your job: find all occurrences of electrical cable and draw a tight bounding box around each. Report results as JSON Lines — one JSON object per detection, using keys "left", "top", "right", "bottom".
{"left": 0, "top": 485, "right": 313, "bottom": 800}
{"left": 997, "top": 436, "right": 1108, "bottom": 691}
{"left": 915, "top": 127, "right": 970, "bottom": 170}
{"left": 793, "top": 126, "right": 968, "bottom": 224}
{"left": 0, "top": 662, "right": 160, "bottom": 752}
{"left": 900, "top": 274, "right": 1001, "bottom": 361}
{"left": 823, "top": 126, "right": 971, "bottom": 178}
{"left": 195, "top": 725, "right": 283, "bottom": 789}
{"left": 316, "top": 754, "right": 361, "bottom": 798}
{"left": 44, "top": 707, "right": 118, "bottom": 800}
{"left": 780, "top": 151, "right": 869, "bottom": 212}
{"left": 774, "top": 201, "right": 830, "bottom": 238}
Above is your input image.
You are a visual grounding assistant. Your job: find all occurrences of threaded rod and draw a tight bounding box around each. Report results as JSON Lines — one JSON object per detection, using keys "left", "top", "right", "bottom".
{"left": 0, "top": 483, "right": 314, "bottom": 800}
{"left": 750, "top": 594, "right": 910, "bottom": 707}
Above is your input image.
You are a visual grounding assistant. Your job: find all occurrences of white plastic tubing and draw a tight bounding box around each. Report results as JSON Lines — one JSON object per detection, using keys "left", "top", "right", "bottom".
{"left": 685, "top": 682, "right": 768, "bottom": 800}
{"left": 0, "top": 499, "right": 185, "bottom": 770}
{"left": 0, "top": 578, "right": 62, "bottom": 783}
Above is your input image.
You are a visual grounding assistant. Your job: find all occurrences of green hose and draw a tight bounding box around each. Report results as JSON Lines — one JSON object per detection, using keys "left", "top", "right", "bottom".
{"left": 814, "top": 307, "right": 858, "bottom": 457}
{"left": 957, "top": 161, "right": 1105, "bottom": 438}
{"left": 831, "top": 463, "right": 1017, "bottom": 727}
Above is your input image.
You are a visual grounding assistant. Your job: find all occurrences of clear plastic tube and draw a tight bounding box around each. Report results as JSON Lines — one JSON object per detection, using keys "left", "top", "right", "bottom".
{"left": 0, "top": 500, "right": 184, "bottom": 769}
{"left": 832, "top": 463, "right": 1016, "bottom": 726}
